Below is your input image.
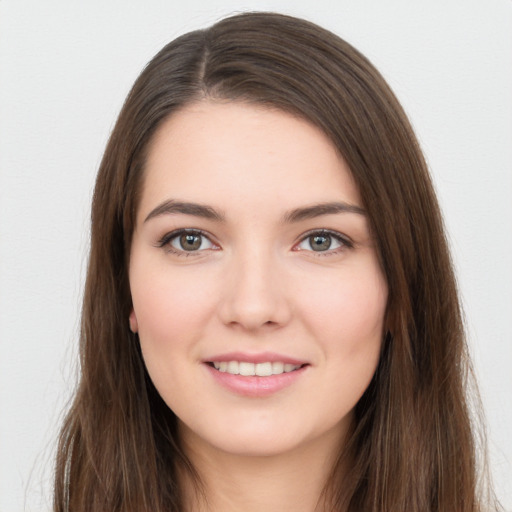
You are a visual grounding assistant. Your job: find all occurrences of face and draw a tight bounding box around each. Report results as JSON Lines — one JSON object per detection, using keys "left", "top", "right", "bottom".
{"left": 129, "top": 101, "right": 387, "bottom": 458}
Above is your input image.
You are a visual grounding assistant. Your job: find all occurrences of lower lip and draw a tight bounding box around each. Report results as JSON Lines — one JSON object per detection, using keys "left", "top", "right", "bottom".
{"left": 204, "top": 364, "right": 308, "bottom": 397}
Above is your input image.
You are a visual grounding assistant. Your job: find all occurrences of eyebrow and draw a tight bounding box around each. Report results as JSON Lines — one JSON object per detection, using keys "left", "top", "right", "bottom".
{"left": 143, "top": 199, "right": 366, "bottom": 224}
{"left": 144, "top": 200, "right": 226, "bottom": 223}
{"left": 282, "top": 201, "right": 366, "bottom": 223}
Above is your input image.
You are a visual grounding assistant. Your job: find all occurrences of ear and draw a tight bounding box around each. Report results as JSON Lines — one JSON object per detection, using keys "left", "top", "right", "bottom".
{"left": 129, "top": 308, "right": 139, "bottom": 333}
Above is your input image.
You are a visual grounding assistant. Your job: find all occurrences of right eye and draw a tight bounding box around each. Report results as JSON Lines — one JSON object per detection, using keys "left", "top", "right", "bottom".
{"left": 159, "top": 229, "right": 217, "bottom": 255}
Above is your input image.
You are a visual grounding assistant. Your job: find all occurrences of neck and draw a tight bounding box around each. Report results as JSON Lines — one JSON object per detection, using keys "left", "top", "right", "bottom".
{"left": 178, "top": 425, "right": 348, "bottom": 512}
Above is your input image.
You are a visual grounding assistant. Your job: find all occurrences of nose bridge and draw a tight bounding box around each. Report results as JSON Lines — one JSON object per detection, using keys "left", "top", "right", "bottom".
{"left": 219, "top": 240, "right": 290, "bottom": 330}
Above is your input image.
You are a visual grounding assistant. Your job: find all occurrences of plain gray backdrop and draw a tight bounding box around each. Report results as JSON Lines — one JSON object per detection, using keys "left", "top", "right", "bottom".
{"left": 1, "top": 1, "right": 511, "bottom": 510}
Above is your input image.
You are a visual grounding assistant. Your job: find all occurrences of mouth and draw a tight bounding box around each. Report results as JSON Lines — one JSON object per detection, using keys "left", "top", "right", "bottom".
{"left": 207, "top": 361, "right": 306, "bottom": 377}
{"left": 204, "top": 356, "right": 309, "bottom": 396}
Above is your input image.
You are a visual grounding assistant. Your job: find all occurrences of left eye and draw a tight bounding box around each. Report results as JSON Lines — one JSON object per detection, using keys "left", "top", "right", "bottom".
{"left": 167, "top": 231, "right": 215, "bottom": 252}
{"left": 296, "top": 232, "right": 347, "bottom": 252}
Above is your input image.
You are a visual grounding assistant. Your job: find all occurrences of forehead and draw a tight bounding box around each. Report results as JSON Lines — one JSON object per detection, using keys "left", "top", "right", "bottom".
{"left": 139, "top": 100, "right": 361, "bottom": 217}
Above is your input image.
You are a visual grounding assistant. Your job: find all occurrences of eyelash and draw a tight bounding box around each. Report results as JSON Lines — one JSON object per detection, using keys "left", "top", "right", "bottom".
{"left": 157, "top": 228, "right": 353, "bottom": 257}
{"left": 294, "top": 229, "right": 354, "bottom": 255}
{"left": 157, "top": 229, "right": 217, "bottom": 257}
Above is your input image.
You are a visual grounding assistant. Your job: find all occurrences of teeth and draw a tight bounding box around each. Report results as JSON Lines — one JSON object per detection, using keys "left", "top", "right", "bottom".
{"left": 256, "top": 362, "right": 272, "bottom": 377}
{"left": 227, "top": 361, "right": 239, "bottom": 374}
{"left": 272, "top": 362, "right": 284, "bottom": 374}
{"left": 211, "top": 361, "right": 301, "bottom": 376}
{"left": 239, "top": 362, "right": 255, "bottom": 376}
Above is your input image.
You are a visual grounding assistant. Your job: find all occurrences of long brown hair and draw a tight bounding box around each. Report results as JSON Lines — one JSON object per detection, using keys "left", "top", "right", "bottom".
{"left": 54, "top": 12, "right": 498, "bottom": 512}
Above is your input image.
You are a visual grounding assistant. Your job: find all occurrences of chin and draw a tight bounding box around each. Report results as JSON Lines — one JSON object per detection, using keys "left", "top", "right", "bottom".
{"left": 220, "top": 435, "right": 302, "bottom": 457}
{"left": 178, "top": 413, "right": 347, "bottom": 461}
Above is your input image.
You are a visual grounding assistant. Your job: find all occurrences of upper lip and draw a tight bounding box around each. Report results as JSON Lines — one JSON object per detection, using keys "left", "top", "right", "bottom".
{"left": 204, "top": 351, "right": 308, "bottom": 366}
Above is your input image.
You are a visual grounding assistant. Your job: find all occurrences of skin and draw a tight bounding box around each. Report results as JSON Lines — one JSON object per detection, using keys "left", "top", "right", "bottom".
{"left": 129, "top": 101, "right": 388, "bottom": 511}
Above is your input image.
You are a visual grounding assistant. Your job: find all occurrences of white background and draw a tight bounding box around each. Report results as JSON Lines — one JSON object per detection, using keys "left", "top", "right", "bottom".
{"left": 0, "top": 1, "right": 511, "bottom": 511}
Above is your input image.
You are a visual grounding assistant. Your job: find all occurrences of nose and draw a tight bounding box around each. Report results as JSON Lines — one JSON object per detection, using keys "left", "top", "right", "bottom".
{"left": 217, "top": 246, "right": 292, "bottom": 331}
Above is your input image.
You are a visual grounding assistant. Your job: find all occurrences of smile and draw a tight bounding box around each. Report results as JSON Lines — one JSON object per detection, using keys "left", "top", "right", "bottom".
{"left": 211, "top": 361, "right": 302, "bottom": 376}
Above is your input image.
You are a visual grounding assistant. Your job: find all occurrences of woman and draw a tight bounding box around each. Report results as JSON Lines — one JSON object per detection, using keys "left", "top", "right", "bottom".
{"left": 54, "top": 12, "right": 500, "bottom": 512}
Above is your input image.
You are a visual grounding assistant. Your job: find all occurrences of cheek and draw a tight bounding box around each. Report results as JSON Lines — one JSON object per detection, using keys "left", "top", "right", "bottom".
{"left": 129, "top": 264, "right": 217, "bottom": 355}
{"left": 298, "top": 263, "right": 387, "bottom": 380}
{"left": 316, "top": 273, "right": 386, "bottom": 413}
{"left": 303, "top": 266, "right": 386, "bottom": 335}
{"left": 129, "top": 263, "right": 221, "bottom": 408}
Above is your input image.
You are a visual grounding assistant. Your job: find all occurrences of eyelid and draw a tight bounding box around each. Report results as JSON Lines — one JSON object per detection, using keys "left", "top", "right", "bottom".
{"left": 157, "top": 228, "right": 219, "bottom": 255}
{"left": 293, "top": 229, "right": 354, "bottom": 253}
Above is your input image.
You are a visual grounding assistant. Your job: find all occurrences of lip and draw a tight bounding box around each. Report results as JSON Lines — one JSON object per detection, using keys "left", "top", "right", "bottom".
{"left": 204, "top": 351, "right": 307, "bottom": 365}
{"left": 203, "top": 352, "right": 309, "bottom": 397}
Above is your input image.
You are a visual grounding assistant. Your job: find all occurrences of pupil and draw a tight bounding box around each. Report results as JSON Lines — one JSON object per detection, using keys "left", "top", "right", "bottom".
{"left": 180, "top": 233, "right": 201, "bottom": 251}
{"left": 311, "top": 234, "right": 331, "bottom": 251}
